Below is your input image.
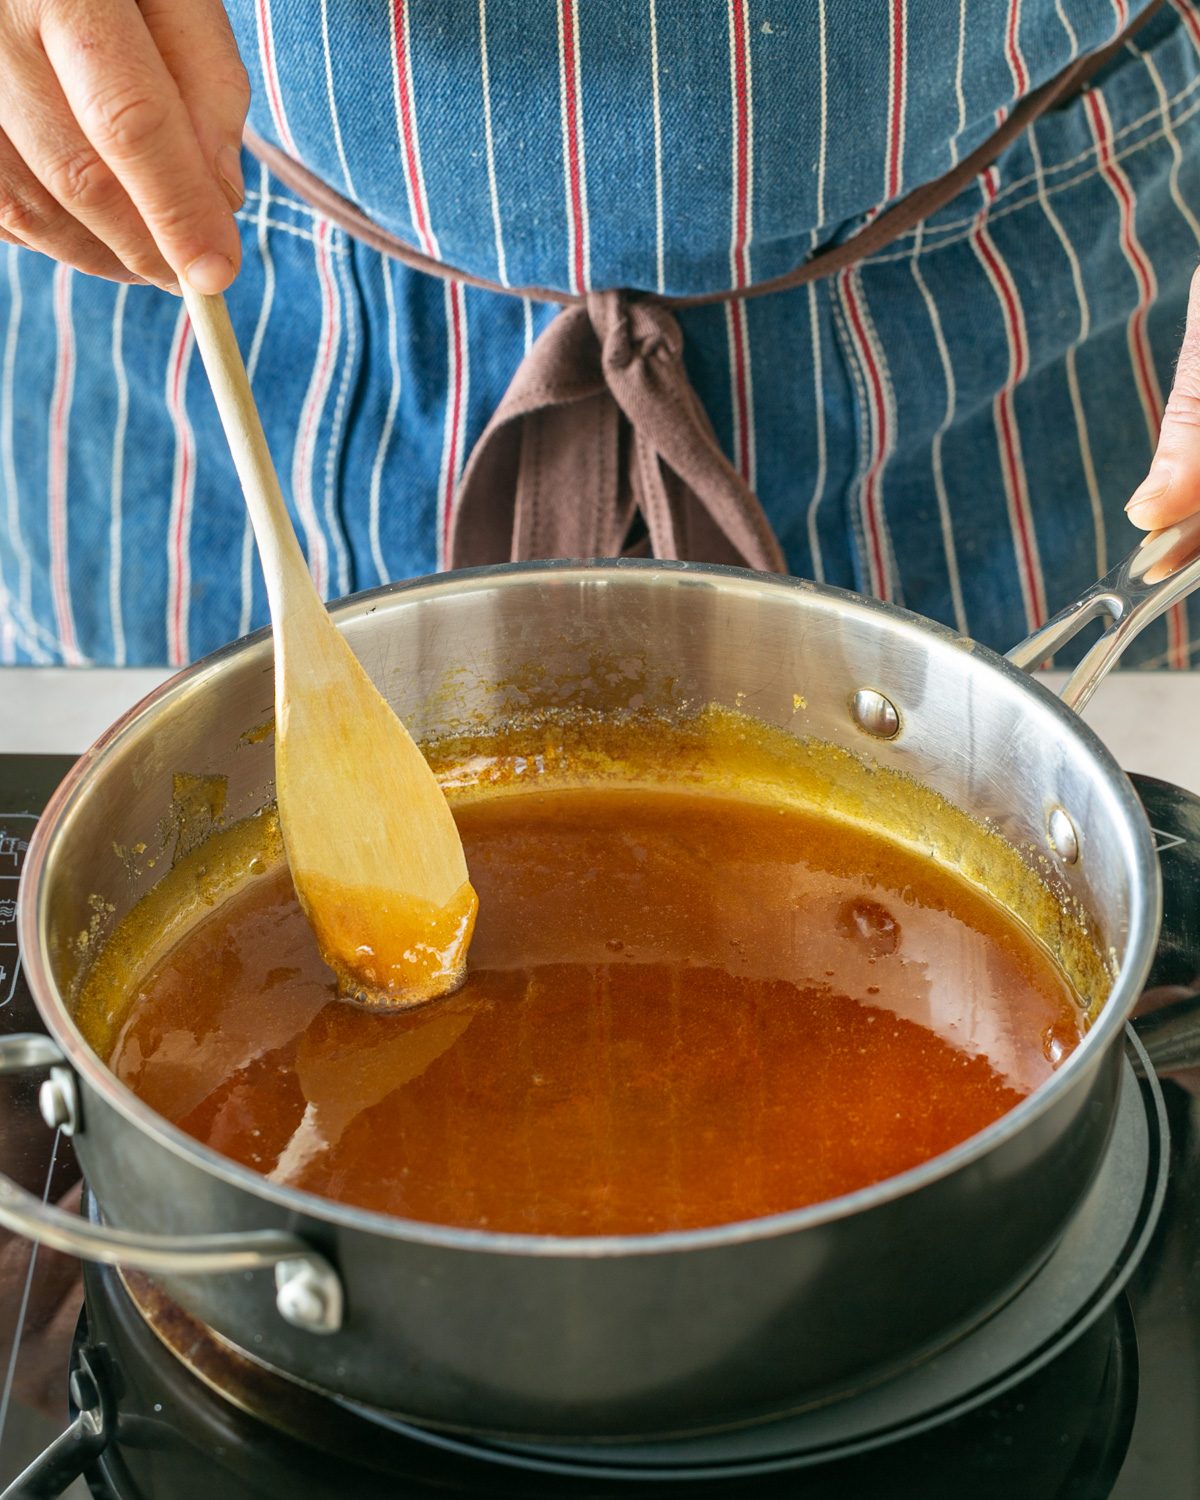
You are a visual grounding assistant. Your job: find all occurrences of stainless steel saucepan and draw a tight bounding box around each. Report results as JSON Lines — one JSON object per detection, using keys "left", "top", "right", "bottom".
{"left": 2, "top": 513, "right": 1200, "bottom": 1440}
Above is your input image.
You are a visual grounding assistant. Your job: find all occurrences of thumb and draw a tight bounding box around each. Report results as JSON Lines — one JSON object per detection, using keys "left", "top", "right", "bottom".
{"left": 1127, "top": 263, "right": 1200, "bottom": 531}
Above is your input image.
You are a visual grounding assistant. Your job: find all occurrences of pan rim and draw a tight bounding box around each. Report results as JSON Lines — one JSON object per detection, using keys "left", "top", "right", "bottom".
{"left": 17, "top": 558, "right": 1163, "bottom": 1259}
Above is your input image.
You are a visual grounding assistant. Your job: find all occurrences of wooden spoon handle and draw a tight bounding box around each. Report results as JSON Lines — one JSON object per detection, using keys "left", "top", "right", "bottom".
{"left": 181, "top": 287, "right": 314, "bottom": 620}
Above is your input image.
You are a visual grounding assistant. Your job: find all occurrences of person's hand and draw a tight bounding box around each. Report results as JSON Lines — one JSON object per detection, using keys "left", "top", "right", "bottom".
{"left": 0, "top": 0, "right": 248, "bottom": 293}
{"left": 1128, "top": 264, "right": 1200, "bottom": 531}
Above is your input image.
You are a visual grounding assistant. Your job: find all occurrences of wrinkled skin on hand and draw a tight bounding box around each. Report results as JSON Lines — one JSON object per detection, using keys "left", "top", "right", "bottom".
{"left": 0, "top": 0, "right": 246, "bottom": 293}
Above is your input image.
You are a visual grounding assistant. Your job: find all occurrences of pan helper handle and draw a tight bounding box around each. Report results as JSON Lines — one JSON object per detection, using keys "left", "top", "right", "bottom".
{"left": 1006, "top": 510, "right": 1200, "bottom": 712}
{"left": 0, "top": 1033, "right": 344, "bottom": 1334}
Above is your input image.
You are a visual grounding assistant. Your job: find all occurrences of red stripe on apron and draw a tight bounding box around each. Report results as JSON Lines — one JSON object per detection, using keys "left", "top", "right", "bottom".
{"left": 393, "top": 0, "right": 439, "bottom": 259}
{"left": 886, "top": 0, "right": 907, "bottom": 200}
{"left": 440, "top": 280, "right": 468, "bottom": 566}
{"left": 166, "top": 311, "right": 196, "bottom": 667}
{"left": 256, "top": 0, "right": 299, "bottom": 157}
{"left": 841, "top": 270, "right": 893, "bottom": 601}
{"left": 559, "top": 0, "right": 588, "bottom": 295}
{"left": 48, "top": 266, "right": 79, "bottom": 663}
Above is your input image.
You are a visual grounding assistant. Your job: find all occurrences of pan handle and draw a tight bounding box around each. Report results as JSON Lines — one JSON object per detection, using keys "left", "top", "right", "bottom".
{"left": 1005, "top": 509, "right": 1200, "bottom": 711}
{"left": 0, "top": 1033, "right": 343, "bottom": 1334}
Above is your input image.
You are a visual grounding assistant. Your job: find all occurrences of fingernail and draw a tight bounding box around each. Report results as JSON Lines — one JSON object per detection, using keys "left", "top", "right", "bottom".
{"left": 217, "top": 144, "right": 245, "bottom": 209}
{"left": 184, "top": 252, "right": 234, "bottom": 294}
{"left": 1126, "top": 464, "right": 1172, "bottom": 521}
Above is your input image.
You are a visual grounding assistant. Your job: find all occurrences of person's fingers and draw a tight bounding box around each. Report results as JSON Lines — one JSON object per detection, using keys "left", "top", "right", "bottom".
{"left": 1128, "top": 264, "right": 1200, "bottom": 529}
{"left": 138, "top": 0, "right": 251, "bottom": 213}
{"left": 37, "top": 0, "right": 242, "bottom": 292}
{"left": 0, "top": 14, "right": 177, "bottom": 286}
{"left": 0, "top": 124, "right": 138, "bottom": 282}
{"left": 0, "top": 0, "right": 241, "bottom": 286}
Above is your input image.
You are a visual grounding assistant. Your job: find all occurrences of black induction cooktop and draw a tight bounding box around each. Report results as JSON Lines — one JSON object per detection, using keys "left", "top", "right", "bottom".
{"left": 0, "top": 753, "right": 1198, "bottom": 1500}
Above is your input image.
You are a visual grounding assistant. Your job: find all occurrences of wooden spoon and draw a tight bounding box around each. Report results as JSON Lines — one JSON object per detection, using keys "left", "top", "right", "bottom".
{"left": 182, "top": 288, "right": 477, "bottom": 1006}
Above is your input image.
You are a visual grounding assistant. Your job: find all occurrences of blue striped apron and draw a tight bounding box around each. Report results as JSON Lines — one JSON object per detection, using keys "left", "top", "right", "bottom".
{"left": 1, "top": 0, "right": 1196, "bottom": 670}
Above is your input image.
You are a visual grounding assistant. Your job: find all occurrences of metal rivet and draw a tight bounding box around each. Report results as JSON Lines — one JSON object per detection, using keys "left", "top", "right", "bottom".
{"left": 1048, "top": 807, "right": 1080, "bottom": 865}
{"left": 274, "top": 1257, "right": 344, "bottom": 1335}
{"left": 38, "top": 1067, "right": 79, "bottom": 1136}
{"left": 276, "top": 1276, "right": 325, "bottom": 1329}
{"left": 850, "top": 688, "right": 900, "bottom": 740}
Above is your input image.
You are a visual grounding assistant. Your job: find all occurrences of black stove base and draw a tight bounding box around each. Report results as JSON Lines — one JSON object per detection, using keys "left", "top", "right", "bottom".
{"left": 68, "top": 1276, "right": 1137, "bottom": 1500}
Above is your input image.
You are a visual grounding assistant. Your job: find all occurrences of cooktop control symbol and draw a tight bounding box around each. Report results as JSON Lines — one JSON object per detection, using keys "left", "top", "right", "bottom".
{"left": 0, "top": 812, "right": 34, "bottom": 1007}
{"left": 1151, "top": 825, "right": 1186, "bottom": 854}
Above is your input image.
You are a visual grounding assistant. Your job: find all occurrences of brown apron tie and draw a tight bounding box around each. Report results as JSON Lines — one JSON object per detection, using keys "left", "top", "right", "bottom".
{"left": 449, "top": 292, "right": 785, "bottom": 571}
{"left": 243, "top": 0, "right": 1162, "bottom": 573}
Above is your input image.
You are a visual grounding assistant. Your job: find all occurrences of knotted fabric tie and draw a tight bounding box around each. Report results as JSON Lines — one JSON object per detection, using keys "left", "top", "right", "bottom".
{"left": 448, "top": 292, "right": 786, "bottom": 573}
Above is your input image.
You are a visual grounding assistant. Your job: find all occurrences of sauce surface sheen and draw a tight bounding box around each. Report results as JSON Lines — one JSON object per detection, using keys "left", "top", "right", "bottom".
{"left": 106, "top": 787, "right": 1084, "bottom": 1235}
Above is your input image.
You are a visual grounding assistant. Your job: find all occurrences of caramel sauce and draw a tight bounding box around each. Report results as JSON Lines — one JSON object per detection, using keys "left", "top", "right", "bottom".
{"left": 104, "top": 787, "right": 1084, "bottom": 1236}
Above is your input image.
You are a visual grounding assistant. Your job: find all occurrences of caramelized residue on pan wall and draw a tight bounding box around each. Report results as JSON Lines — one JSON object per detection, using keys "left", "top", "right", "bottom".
{"left": 76, "top": 710, "right": 1097, "bottom": 1237}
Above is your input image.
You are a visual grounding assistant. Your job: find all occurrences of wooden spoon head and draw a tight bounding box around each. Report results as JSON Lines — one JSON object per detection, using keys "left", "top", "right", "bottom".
{"left": 275, "top": 601, "right": 476, "bottom": 1006}
{"left": 175, "top": 288, "right": 474, "bottom": 1005}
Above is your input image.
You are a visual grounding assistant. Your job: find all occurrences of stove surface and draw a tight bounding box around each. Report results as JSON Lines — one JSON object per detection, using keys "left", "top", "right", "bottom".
{"left": 0, "top": 754, "right": 1198, "bottom": 1499}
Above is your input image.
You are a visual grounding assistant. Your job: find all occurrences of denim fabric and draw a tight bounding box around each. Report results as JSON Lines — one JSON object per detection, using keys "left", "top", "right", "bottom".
{"left": 231, "top": 0, "right": 1159, "bottom": 296}
{"left": 0, "top": 0, "right": 1198, "bottom": 669}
